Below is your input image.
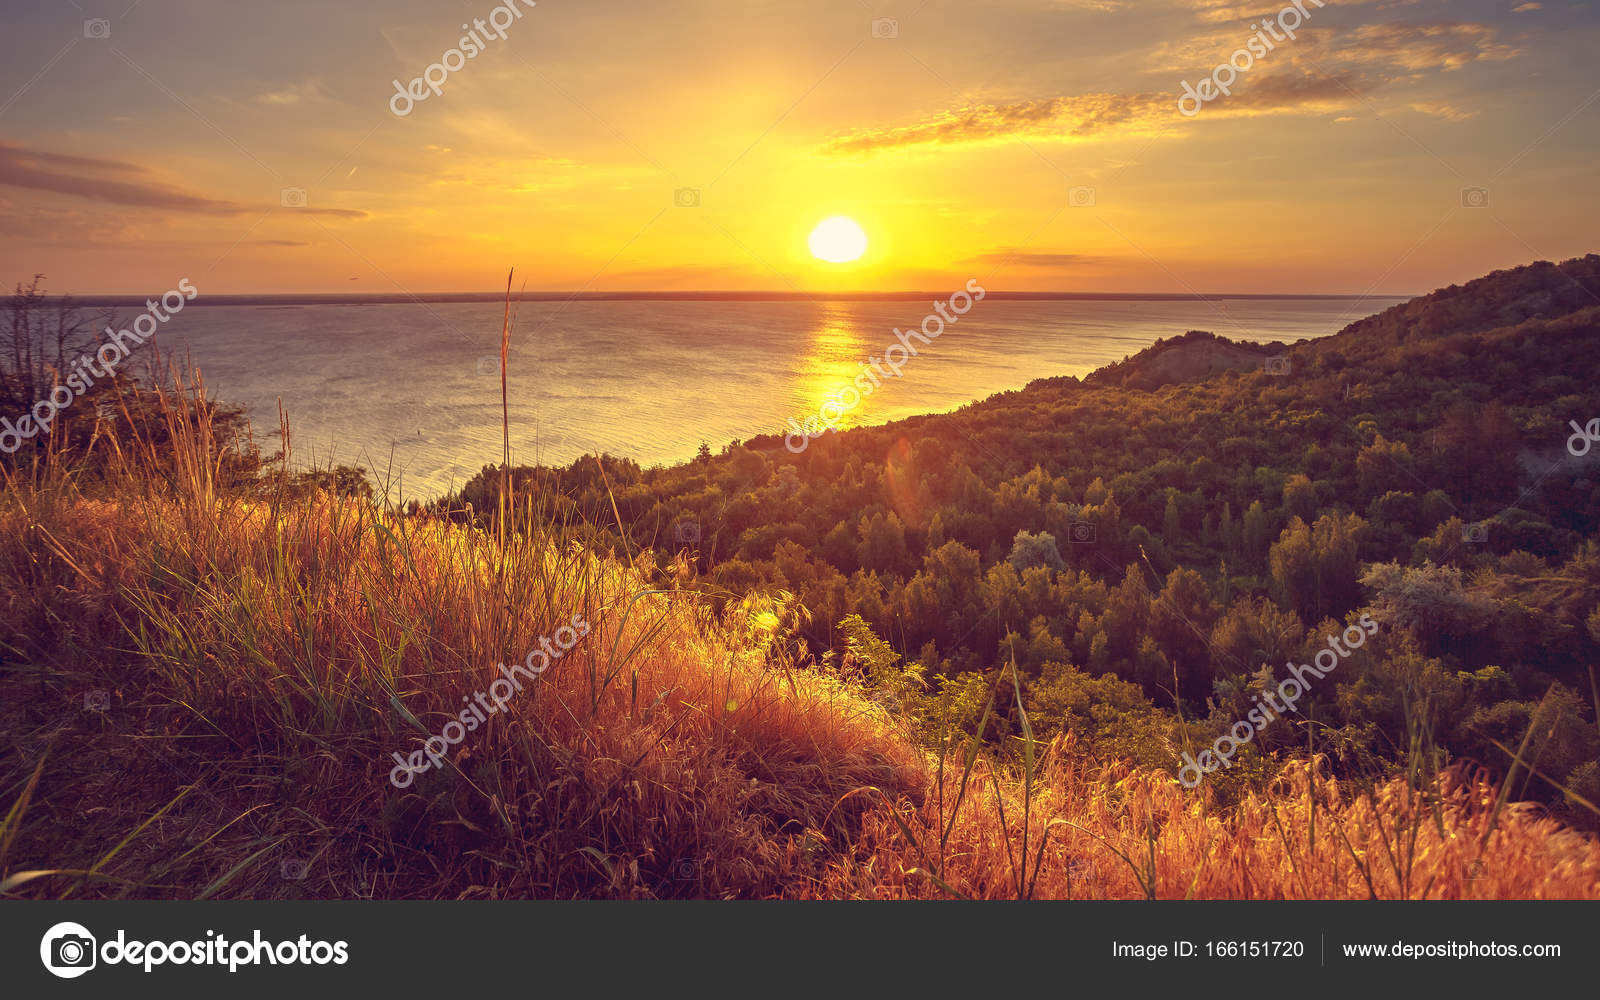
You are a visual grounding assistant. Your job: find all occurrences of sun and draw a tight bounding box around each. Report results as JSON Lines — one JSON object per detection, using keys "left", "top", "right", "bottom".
{"left": 808, "top": 216, "right": 868, "bottom": 264}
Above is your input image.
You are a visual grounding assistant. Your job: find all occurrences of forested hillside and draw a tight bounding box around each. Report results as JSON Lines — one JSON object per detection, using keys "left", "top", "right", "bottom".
{"left": 450, "top": 255, "right": 1600, "bottom": 822}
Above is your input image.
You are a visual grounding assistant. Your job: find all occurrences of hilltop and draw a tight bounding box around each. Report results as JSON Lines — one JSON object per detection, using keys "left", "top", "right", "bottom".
{"left": 1080, "top": 330, "right": 1287, "bottom": 390}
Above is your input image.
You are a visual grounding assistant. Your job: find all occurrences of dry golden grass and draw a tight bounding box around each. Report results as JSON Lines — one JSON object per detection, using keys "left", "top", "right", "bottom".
{"left": 1, "top": 375, "right": 1596, "bottom": 899}
{"left": 0, "top": 406, "right": 927, "bottom": 897}
{"left": 820, "top": 740, "right": 1600, "bottom": 898}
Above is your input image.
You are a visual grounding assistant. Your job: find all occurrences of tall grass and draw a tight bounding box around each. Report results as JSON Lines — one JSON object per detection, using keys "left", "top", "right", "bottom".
{"left": 0, "top": 363, "right": 925, "bottom": 898}
{"left": 0, "top": 361, "right": 1597, "bottom": 899}
{"left": 819, "top": 740, "right": 1600, "bottom": 899}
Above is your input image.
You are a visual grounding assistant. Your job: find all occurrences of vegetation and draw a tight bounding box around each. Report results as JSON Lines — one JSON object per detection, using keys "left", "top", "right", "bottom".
{"left": 444, "top": 255, "right": 1600, "bottom": 832}
{"left": 2, "top": 256, "right": 1599, "bottom": 898}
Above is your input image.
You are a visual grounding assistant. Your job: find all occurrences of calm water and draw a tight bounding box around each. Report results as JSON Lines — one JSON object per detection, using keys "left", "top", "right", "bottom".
{"left": 135, "top": 297, "right": 1403, "bottom": 500}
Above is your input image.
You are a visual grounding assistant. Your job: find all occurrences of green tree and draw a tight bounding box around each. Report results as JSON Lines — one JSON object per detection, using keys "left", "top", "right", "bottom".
{"left": 1008, "top": 529, "right": 1065, "bottom": 574}
{"left": 1243, "top": 500, "right": 1271, "bottom": 566}
{"left": 1268, "top": 512, "right": 1365, "bottom": 622}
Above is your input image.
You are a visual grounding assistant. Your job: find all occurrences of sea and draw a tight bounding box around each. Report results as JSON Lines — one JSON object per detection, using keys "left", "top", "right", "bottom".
{"left": 111, "top": 295, "right": 1405, "bottom": 500}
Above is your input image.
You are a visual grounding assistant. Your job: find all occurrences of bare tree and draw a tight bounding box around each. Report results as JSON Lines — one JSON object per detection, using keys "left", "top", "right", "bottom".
{"left": 1, "top": 274, "right": 109, "bottom": 413}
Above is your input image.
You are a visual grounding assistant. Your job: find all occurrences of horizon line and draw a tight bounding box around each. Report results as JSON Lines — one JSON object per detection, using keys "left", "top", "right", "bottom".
{"left": 46, "top": 289, "right": 1415, "bottom": 307}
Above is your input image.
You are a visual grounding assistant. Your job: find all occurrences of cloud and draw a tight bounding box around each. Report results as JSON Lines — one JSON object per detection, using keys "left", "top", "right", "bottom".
{"left": 1229, "top": 69, "right": 1367, "bottom": 111}
{"left": 1405, "top": 99, "right": 1477, "bottom": 121}
{"left": 967, "top": 250, "right": 1110, "bottom": 267}
{"left": 274, "top": 205, "right": 366, "bottom": 218}
{"left": 821, "top": 68, "right": 1370, "bottom": 154}
{"left": 1182, "top": 0, "right": 1323, "bottom": 24}
{"left": 822, "top": 93, "right": 1173, "bottom": 153}
{"left": 829, "top": 10, "right": 1523, "bottom": 155}
{"left": 3, "top": 146, "right": 151, "bottom": 176}
{"left": 0, "top": 142, "right": 366, "bottom": 218}
{"left": 255, "top": 78, "right": 337, "bottom": 106}
{"left": 1178, "top": 0, "right": 1395, "bottom": 23}
{"left": 608, "top": 264, "right": 747, "bottom": 285}
{"left": 1152, "top": 15, "right": 1520, "bottom": 76}
{"left": 1345, "top": 21, "right": 1522, "bottom": 71}
{"left": 0, "top": 142, "right": 240, "bottom": 214}
{"left": 1513, "top": 2, "right": 1541, "bottom": 12}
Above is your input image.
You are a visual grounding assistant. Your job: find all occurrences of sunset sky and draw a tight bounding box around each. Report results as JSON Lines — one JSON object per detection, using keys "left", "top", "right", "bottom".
{"left": 1, "top": 0, "right": 1596, "bottom": 294}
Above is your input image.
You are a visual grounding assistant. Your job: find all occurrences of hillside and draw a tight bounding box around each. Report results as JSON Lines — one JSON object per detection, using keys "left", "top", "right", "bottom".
{"left": 450, "top": 254, "right": 1600, "bottom": 828}
{"left": 3, "top": 256, "right": 1599, "bottom": 899}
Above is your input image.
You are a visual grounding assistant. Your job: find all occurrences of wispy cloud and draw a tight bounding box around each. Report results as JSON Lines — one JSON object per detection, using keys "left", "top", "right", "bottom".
{"left": 1346, "top": 21, "right": 1522, "bottom": 71}
{"left": 821, "top": 93, "right": 1174, "bottom": 154}
{"left": 0, "top": 142, "right": 240, "bottom": 214}
{"left": 967, "top": 249, "right": 1111, "bottom": 267}
{"left": 254, "top": 78, "right": 338, "bottom": 106}
{"left": 820, "top": 71, "right": 1368, "bottom": 154}
{"left": 0, "top": 142, "right": 366, "bottom": 218}
{"left": 1176, "top": 0, "right": 1397, "bottom": 24}
{"left": 1405, "top": 99, "right": 1478, "bottom": 121}
{"left": 1149, "top": 17, "right": 1521, "bottom": 75}
{"left": 828, "top": 8, "right": 1524, "bottom": 156}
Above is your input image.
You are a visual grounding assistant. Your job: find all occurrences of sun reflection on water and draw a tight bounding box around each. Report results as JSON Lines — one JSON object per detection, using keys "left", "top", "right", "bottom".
{"left": 794, "top": 305, "right": 874, "bottom": 434}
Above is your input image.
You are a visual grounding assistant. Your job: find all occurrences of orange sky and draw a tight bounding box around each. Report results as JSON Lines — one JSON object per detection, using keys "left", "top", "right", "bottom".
{"left": 1, "top": 0, "right": 1596, "bottom": 294}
